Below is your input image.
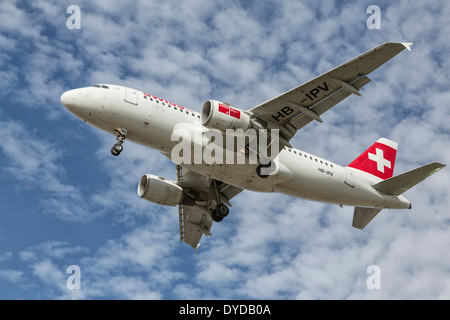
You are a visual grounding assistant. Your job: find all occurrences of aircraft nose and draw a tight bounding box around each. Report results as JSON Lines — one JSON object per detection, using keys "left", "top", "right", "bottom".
{"left": 60, "top": 90, "right": 76, "bottom": 110}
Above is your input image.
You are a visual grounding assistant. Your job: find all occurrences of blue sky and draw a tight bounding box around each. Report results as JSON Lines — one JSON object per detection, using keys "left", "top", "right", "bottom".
{"left": 0, "top": 0, "right": 450, "bottom": 299}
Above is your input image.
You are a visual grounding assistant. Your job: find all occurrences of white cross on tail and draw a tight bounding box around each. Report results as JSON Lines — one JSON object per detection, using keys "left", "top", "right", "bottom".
{"left": 368, "top": 148, "right": 391, "bottom": 173}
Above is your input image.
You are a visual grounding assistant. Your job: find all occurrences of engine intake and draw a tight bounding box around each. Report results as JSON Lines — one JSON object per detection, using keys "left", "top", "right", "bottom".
{"left": 202, "top": 100, "right": 251, "bottom": 132}
{"left": 138, "top": 174, "right": 184, "bottom": 206}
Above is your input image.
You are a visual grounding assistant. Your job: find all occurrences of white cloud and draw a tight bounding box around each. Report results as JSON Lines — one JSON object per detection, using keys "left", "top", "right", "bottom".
{"left": 0, "top": 252, "right": 13, "bottom": 262}
{"left": 0, "top": 120, "right": 93, "bottom": 221}
{"left": 20, "top": 241, "right": 89, "bottom": 262}
{"left": 0, "top": 269, "right": 24, "bottom": 284}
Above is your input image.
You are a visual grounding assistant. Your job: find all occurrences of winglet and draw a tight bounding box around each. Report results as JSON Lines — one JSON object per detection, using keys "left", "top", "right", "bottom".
{"left": 401, "top": 42, "right": 413, "bottom": 51}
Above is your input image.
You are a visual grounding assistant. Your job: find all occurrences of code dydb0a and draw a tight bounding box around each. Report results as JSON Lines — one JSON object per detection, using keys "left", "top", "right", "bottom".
{"left": 224, "top": 304, "right": 271, "bottom": 315}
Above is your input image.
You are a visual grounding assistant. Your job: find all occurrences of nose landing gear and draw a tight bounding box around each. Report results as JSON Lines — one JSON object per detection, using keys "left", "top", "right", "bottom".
{"left": 111, "top": 128, "right": 127, "bottom": 156}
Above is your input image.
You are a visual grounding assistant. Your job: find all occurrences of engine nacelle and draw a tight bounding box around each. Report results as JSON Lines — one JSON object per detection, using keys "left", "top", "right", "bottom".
{"left": 201, "top": 100, "right": 251, "bottom": 132}
{"left": 137, "top": 174, "right": 184, "bottom": 206}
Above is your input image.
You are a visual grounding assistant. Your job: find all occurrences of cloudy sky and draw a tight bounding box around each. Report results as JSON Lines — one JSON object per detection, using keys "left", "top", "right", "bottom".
{"left": 0, "top": 0, "right": 449, "bottom": 299}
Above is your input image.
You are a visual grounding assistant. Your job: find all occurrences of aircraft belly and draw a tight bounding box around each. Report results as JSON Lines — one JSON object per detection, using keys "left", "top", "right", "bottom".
{"left": 180, "top": 163, "right": 279, "bottom": 193}
{"left": 275, "top": 167, "right": 343, "bottom": 203}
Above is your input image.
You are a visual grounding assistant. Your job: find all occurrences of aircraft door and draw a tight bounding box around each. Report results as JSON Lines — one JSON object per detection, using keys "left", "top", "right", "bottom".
{"left": 345, "top": 169, "right": 355, "bottom": 188}
{"left": 125, "top": 87, "right": 138, "bottom": 105}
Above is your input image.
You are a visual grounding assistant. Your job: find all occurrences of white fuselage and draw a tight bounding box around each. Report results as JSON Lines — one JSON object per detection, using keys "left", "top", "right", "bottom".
{"left": 61, "top": 84, "right": 411, "bottom": 210}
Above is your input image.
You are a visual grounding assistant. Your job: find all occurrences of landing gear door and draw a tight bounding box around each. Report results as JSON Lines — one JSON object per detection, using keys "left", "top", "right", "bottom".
{"left": 125, "top": 87, "right": 138, "bottom": 105}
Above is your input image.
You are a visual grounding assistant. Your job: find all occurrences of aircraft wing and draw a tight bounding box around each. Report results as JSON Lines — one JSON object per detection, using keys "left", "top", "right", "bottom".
{"left": 248, "top": 42, "right": 413, "bottom": 140}
{"left": 176, "top": 166, "right": 243, "bottom": 250}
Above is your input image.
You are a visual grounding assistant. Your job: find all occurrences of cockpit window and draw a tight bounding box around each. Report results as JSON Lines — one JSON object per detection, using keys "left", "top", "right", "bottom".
{"left": 91, "top": 84, "right": 109, "bottom": 89}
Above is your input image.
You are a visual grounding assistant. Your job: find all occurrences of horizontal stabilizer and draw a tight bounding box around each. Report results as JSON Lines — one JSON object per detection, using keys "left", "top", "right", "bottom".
{"left": 372, "top": 162, "right": 445, "bottom": 196}
{"left": 352, "top": 207, "right": 382, "bottom": 229}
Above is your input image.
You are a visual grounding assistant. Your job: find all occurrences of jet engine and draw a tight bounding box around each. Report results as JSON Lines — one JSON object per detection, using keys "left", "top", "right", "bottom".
{"left": 137, "top": 174, "right": 185, "bottom": 206}
{"left": 201, "top": 100, "right": 252, "bottom": 132}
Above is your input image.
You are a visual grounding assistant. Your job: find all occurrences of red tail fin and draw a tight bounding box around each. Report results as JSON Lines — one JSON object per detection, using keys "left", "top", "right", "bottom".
{"left": 347, "top": 138, "right": 398, "bottom": 180}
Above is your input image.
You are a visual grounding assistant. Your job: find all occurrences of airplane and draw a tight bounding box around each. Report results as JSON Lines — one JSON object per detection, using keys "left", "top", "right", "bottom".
{"left": 61, "top": 42, "right": 445, "bottom": 250}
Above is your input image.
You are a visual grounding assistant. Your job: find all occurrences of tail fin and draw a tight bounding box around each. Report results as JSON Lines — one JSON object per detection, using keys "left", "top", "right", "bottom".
{"left": 347, "top": 138, "right": 398, "bottom": 180}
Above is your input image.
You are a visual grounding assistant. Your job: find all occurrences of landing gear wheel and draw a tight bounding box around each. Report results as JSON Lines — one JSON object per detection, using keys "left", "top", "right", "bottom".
{"left": 216, "top": 203, "right": 229, "bottom": 218}
{"left": 111, "top": 147, "right": 120, "bottom": 156}
{"left": 111, "top": 143, "right": 123, "bottom": 156}
{"left": 110, "top": 128, "right": 127, "bottom": 157}
{"left": 211, "top": 209, "right": 224, "bottom": 222}
{"left": 210, "top": 203, "right": 229, "bottom": 222}
{"left": 112, "top": 143, "right": 123, "bottom": 153}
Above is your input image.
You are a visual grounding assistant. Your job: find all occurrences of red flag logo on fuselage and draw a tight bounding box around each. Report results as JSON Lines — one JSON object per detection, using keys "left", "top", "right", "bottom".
{"left": 218, "top": 103, "right": 241, "bottom": 119}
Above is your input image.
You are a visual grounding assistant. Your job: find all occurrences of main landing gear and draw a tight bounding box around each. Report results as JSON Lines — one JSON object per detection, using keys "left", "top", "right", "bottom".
{"left": 210, "top": 181, "right": 230, "bottom": 222}
{"left": 211, "top": 203, "right": 229, "bottom": 222}
{"left": 111, "top": 128, "right": 127, "bottom": 156}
